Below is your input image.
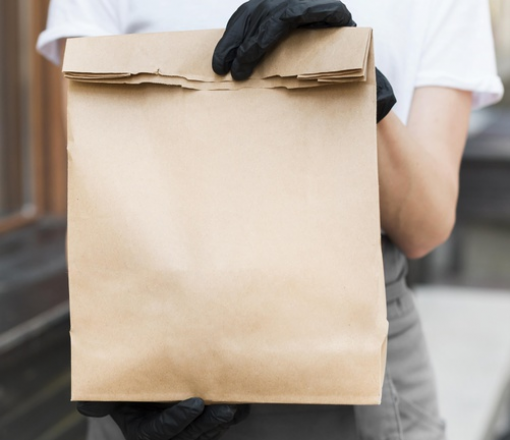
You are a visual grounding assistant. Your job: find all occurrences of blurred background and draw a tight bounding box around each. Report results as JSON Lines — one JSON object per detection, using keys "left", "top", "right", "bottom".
{"left": 0, "top": 1, "right": 509, "bottom": 439}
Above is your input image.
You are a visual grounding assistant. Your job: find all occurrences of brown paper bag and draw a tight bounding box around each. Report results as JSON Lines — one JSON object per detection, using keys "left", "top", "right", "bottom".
{"left": 64, "top": 27, "right": 388, "bottom": 405}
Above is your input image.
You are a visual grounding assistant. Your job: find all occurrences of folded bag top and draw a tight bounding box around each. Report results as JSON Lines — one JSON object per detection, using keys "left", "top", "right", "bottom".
{"left": 64, "top": 27, "right": 388, "bottom": 405}
{"left": 63, "top": 27, "right": 371, "bottom": 87}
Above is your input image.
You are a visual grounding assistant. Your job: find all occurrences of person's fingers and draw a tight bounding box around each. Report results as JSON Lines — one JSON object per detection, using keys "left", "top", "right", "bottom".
{"left": 135, "top": 398, "right": 205, "bottom": 440}
{"left": 76, "top": 401, "right": 119, "bottom": 417}
{"left": 231, "top": 404, "right": 250, "bottom": 425}
{"left": 212, "top": 2, "right": 256, "bottom": 75}
{"left": 281, "top": 1, "right": 355, "bottom": 27}
{"left": 214, "top": 0, "right": 356, "bottom": 79}
{"left": 231, "top": 10, "right": 290, "bottom": 80}
{"left": 173, "top": 405, "right": 237, "bottom": 440}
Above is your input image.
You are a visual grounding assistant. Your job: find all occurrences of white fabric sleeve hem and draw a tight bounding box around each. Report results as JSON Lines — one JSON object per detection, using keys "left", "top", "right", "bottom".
{"left": 415, "top": 71, "right": 505, "bottom": 110}
{"left": 37, "top": 25, "right": 116, "bottom": 65}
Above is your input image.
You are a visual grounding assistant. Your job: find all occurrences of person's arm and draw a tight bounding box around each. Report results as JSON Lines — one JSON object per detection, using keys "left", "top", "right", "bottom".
{"left": 212, "top": 0, "right": 499, "bottom": 261}
{"left": 378, "top": 86, "right": 472, "bottom": 259}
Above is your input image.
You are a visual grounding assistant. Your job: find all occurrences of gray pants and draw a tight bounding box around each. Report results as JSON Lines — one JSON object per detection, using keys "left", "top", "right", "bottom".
{"left": 87, "top": 237, "right": 446, "bottom": 440}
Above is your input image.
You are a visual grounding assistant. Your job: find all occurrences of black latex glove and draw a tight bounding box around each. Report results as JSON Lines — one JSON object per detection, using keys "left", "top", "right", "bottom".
{"left": 213, "top": 0, "right": 396, "bottom": 122}
{"left": 375, "top": 68, "right": 396, "bottom": 123}
{"left": 213, "top": 0, "right": 355, "bottom": 81}
{"left": 77, "top": 398, "right": 250, "bottom": 440}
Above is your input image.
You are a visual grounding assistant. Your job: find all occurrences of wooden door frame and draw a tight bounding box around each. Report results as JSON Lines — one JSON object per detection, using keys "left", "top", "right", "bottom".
{"left": 0, "top": 0, "right": 67, "bottom": 234}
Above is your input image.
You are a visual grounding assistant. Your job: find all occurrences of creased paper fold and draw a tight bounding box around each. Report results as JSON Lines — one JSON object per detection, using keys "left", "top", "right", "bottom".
{"left": 63, "top": 27, "right": 371, "bottom": 90}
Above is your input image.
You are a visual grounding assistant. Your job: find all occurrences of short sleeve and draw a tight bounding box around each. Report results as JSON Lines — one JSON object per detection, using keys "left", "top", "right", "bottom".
{"left": 416, "top": 0, "right": 504, "bottom": 109}
{"left": 37, "top": 0, "right": 121, "bottom": 65}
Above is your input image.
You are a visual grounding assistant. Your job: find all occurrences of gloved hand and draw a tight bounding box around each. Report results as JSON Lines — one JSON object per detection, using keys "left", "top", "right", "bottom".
{"left": 77, "top": 398, "right": 250, "bottom": 440}
{"left": 213, "top": 0, "right": 396, "bottom": 122}
{"left": 213, "top": 0, "right": 355, "bottom": 80}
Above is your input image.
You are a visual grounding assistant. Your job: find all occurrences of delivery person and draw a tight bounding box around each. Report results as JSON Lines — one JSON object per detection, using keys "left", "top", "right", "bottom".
{"left": 37, "top": 0, "right": 504, "bottom": 439}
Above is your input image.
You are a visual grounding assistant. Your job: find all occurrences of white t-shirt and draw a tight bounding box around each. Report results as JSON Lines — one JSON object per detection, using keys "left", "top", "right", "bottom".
{"left": 37, "top": 0, "right": 504, "bottom": 124}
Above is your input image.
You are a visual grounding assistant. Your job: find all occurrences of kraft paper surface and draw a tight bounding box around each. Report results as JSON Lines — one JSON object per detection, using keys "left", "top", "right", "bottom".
{"left": 65, "top": 27, "right": 388, "bottom": 405}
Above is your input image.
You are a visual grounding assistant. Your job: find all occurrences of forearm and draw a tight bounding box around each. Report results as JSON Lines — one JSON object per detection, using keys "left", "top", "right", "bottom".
{"left": 378, "top": 113, "right": 456, "bottom": 258}
{"left": 377, "top": 88, "right": 472, "bottom": 259}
